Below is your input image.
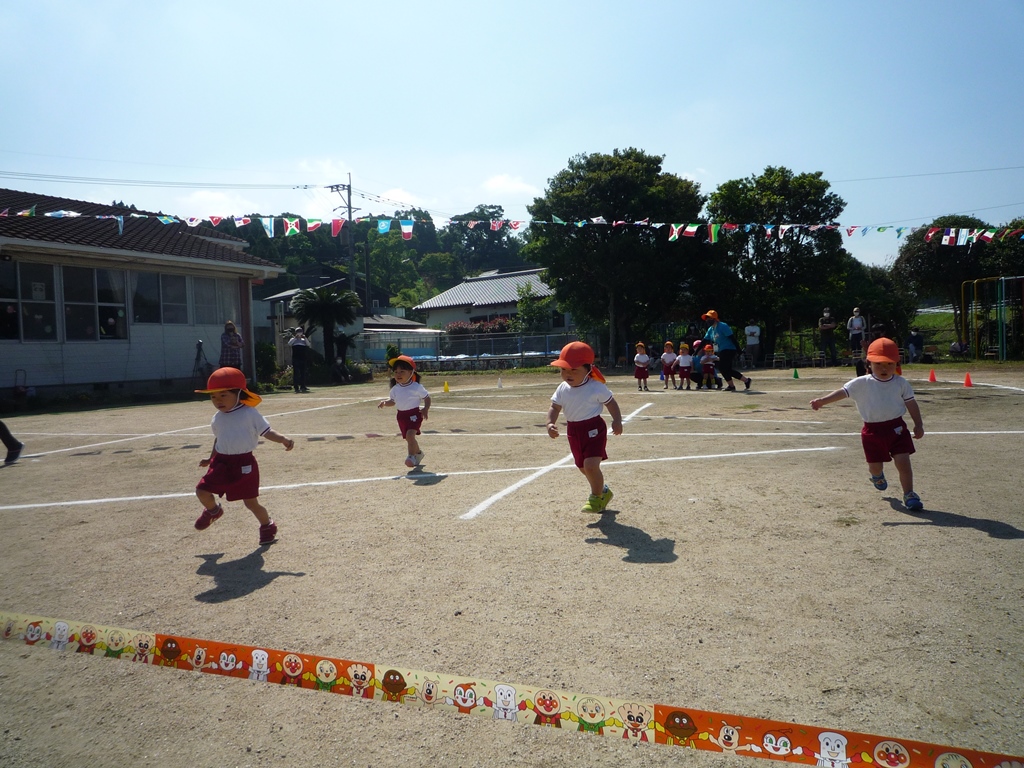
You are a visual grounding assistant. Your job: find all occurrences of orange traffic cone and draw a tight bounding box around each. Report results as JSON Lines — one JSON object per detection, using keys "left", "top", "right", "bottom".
{"left": 928, "top": 369, "right": 937, "bottom": 383}
{"left": 964, "top": 372, "right": 973, "bottom": 388}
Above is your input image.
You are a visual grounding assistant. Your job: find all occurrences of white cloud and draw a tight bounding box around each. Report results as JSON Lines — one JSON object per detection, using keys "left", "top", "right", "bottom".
{"left": 481, "top": 174, "right": 541, "bottom": 199}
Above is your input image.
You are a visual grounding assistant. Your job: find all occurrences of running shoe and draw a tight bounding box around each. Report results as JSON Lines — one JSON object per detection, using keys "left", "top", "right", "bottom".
{"left": 870, "top": 473, "right": 888, "bottom": 491}
{"left": 582, "top": 494, "right": 606, "bottom": 513}
{"left": 903, "top": 491, "right": 924, "bottom": 512}
{"left": 4, "top": 441, "right": 24, "bottom": 464}
{"left": 412, "top": 451, "right": 425, "bottom": 466}
{"left": 259, "top": 520, "right": 278, "bottom": 546}
{"left": 194, "top": 504, "right": 224, "bottom": 531}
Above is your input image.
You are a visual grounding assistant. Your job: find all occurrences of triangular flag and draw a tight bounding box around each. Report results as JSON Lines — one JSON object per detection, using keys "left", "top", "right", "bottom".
{"left": 17, "top": 205, "right": 36, "bottom": 217}
{"left": 668, "top": 224, "right": 685, "bottom": 241}
{"left": 845, "top": 226, "right": 859, "bottom": 237}
{"left": 924, "top": 227, "right": 940, "bottom": 242}
{"left": 306, "top": 219, "right": 322, "bottom": 232}
{"left": 284, "top": 217, "right": 301, "bottom": 236}
{"left": 964, "top": 229, "right": 981, "bottom": 244}
{"left": 551, "top": 214, "right": 566, "bottom": 225}
{"left": 861, "top": 226, "right": 872, "bottom": 235}
{"left": 708, "top": 224, "right": 721, "bottom": 243}
{"left": 635, "top": 218, "right": 650, "bottom": 226}
{"left": 208, "top": 216, "right": 223, "bottom": 227}
{"left": 0, "top": 208, "right": 8, "bottom": 216}
{"left": 233, "top": 216, "right": 252, "bottom": 228}
{"left": 573, "top": 220, "right": 587, "bottom": 227}
{"left": 467, "top": 220, "right": 480, "bottom": 229}
{"left": 331, "top": 218, "right": 345, "bottom": 237}
{"left": 612, "top": 220, "right": 627, "bottom": 227}
{"left": 378, "top": 219, "right": 392, "bottom": 234}
{"left": 590, "top": 216, "right": 607, "bottom": 225}
{"left": 489, "top": 220, "right": 504, "bottom": 231}
{"left": 509, "top": 220, "right": 522, "bottom": 231}
{"left": 876, "top": 226, "right": 889, "bottom": 233}
{"left": 43, "top": 210, "right": 81, "bottom": 218}
{"left": 682, "top": 224, "right": 699, "bottom": 237}
{"left": 261, "top": 217, "right": 275, "bottom": 238}
{"left": 764, "top": 225, "right": 775, "bottom": 239}
{"left": 941, "top": 228, "right": 957, "bottom": 246}
{"left": 157, "top": 216, "right": 177, "bottom": 225}
{"left": 185, "top": 217, "right": 203, "bottom": 227}
{"left": 399, "top": 220, "right": 414, "bottom": 240}
{"left": 895, "top": 227, "right": 908, "bottom": 238}
{"left": 130, "top": 213, "right": 148, "bottom": 219}
{"left": 723, "top": 222, "right": 739, "bottom": 233}
{"left": 779, "top": 224, "right": 794, "bottom": 238}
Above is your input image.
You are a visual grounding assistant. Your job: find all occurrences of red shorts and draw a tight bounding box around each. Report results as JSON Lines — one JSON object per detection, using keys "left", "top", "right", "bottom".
{"left": 196, "top": 452, "right": 260, "bottom": 501}
{"left": 634, "top": 365, "right": 649, "bottom": 380}
{"left": 861, "top": 417, "right": 915, "bottom": 463}
{"left": 701, "top": 364, "right": 716, "bottom": 376}
{"left": 677, "top": 366, "right": 691, "bottom": 378}
{"left": 662, "top": 364, "right": 675, "bottom": 377}
{"left": 566, "top": 416, "right": 608, "bottom": 469}
{"left": 397, "top": 407, "right": 423, "bottom": 436}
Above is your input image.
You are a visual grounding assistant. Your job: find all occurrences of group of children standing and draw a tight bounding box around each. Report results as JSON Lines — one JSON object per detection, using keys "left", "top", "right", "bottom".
{"left": 633, "top": 341, "right": 721, "bottom": 391}
{"left": 189, "top": 333, "right": 926, "bottom": 544}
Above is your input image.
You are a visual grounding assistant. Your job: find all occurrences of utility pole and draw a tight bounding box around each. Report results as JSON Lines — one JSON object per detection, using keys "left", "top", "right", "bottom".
{"left": 328, "top": 174, "right": 358, "bottom": 294}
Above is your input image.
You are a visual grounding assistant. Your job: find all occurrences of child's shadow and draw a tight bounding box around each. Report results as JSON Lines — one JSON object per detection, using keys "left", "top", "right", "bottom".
{"left": 406, "top": 467, "right": 446, "bottom": 486}
{"left": 882, "top": 501, "right": 1024, "bottom": 539}
{"left": 584, "top": 512, "right": 678, "bottom": 563}
{"left": 194, "top": 551, "right": 306, "bottom": 603}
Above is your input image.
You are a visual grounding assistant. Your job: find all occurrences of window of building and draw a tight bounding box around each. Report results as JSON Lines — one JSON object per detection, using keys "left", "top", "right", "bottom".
{"left": 131, "top": 271, "right": 188, "bottom": 324}
{"left": 62, "top": 266, "right": 128, "bottom": 341}
{"left": 194, "top": 277, "right": 239, "bottom": 326}
{"left": 551, "top": 309, "right": 565, "bottom": 329}
{"left": 19, "top": 262, "right": 57, "bottom": 341}
{"left": 0, "top": 261, "right": 19, "bottom": 340}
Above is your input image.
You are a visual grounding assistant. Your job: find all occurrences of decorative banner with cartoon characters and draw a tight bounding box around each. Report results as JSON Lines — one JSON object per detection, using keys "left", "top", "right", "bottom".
{"left": 2, "top": 611, "right": 1020, "bottom": 766}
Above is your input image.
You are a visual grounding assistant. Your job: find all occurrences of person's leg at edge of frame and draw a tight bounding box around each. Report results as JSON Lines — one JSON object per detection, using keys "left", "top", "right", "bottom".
{"left": 580, "top": 456, "right": 612, "bottom": 512}
{"left": 405, "top": 428, "right": 424, "bottom": 467}
{"left": 242, "top": 496, "right": 272, "bottom": 526}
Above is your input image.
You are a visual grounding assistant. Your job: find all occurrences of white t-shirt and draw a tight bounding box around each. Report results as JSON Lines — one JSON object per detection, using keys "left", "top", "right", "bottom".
{"left": 842, "top": 374, "right": 915, "bottom": 423}
{"left": 676, "top": 353, "right": 693, "bottom": 368}
{"left": 551, "top": 377, "right": 613, "bottom": 423}
{"left": 211, "top": 404, "right": 271, "bottom": 455}
{"left": 661, "top": 351, "right": 677, "bottom": 367}
{"left": 389, "top": 380, "right": 430, "bottom": 411}
{"left": 633, "top": 353, "right": 650, "bottom": 367}
{"left": 744, "top": 325, "right": 760, "bottom": 345}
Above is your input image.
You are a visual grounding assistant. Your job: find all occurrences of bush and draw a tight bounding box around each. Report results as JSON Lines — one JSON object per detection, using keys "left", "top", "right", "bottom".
{"left": 255, "top": 342, "right": 278, "bottom": 381}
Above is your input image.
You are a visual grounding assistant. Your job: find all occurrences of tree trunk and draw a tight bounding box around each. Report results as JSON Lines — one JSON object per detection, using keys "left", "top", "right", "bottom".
{"left": 323, "top": 322, "right": 336, "bottom": 363}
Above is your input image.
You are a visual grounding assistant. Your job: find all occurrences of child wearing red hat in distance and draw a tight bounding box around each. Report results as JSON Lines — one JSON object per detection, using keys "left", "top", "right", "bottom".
{"left": 633, "top": 342, "right": 650, "bottom": 391}
{"left": 698, "top": 344, "right": 719, "bottom": 390}
{"left": 378, "top": 355, "right": 431, "bottom": 468}
{"left": 546, "top": 341, "right": 623, "bottom": 513}
{"left": 194, "top": 367, "right": 295, "bottom": 546}
{"left": 810, "top": 338, "right": 925, "bottom": 512}
{"left": 660, "top": 341, "right": 678, "bottom": 390}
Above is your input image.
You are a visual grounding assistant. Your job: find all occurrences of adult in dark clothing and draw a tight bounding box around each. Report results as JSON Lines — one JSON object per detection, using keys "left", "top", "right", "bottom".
{"left": 288, "top": 327, "right": 311, "bottom": 393}
{"left": 701, "top": 310, "right": 752, "bottom": 392}
{"left": 1, "top": 420, "right": 24, "bottom": 464}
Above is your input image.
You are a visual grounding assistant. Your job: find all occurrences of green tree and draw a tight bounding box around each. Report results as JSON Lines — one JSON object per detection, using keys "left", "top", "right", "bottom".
{"left": 705, "top": 166, "right": 848, "bottom": 355}
{"left": 439, "top": 204, "right": 525, "bottom": 274}
{"left": 508, "top": 282, "right": 553, "bottom": 334}
{"left": 524, "top": 148, "right": 706, "bottom": 361}
{"left": 890, "top": 215, "right": 991, "bottom": 342}
{"left": 366, "top": 229, "right": 419, "bottom": 297}
{"left": 417, "top": 251, "right": 464, "bottom": 292}
{"left": 289, "top": 286, "right": 361, "bottom": 363}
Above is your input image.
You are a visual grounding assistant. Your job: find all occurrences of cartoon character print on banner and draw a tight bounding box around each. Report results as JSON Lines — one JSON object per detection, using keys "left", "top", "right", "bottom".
{"left": 0, "top": 612, "right": 1014, "bottom": 768}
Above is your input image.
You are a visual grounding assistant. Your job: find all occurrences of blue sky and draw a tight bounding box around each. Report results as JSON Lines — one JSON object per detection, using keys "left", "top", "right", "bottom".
{"left": 2, "top": 0, "right": 1022, "bottom": 267}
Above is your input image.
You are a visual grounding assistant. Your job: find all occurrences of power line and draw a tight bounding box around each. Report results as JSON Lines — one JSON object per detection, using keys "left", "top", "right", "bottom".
{"left": 0, "top": 170, "right": 316, "bottom": 190}
{"left": 833, "top": 165, "right": 1024, "bottom": 183}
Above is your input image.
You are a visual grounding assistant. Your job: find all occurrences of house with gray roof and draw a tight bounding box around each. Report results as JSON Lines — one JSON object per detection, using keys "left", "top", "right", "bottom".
{"left": 413, "top": 268, "right": 569, "bottom": 331}
{"left": 0, "top": 187, "right": 284, "bottom": 398}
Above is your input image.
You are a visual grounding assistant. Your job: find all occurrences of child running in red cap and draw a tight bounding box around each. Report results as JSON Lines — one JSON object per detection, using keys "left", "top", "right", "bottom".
{"left": 810, "top": 338, "right": 925, "bottom": 511}
{"left": 378, "top": 355, "right": 431, "bottom": 468}
{"left": 194, "top": 367, "right": 295, "bottom": 546}
{"left": 546, "top": 341, "right": 623, "bottom": 513}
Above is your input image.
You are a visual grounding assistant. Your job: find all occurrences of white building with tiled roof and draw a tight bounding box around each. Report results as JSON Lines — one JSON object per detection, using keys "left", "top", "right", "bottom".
{"left": 414, "top": 268, "right": 569, "bottom": 331}
{"left": 0, "top": 187, "right": 284, "bottom": 396}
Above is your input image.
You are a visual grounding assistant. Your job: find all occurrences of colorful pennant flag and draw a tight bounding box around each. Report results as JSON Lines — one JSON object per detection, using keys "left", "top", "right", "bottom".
{"left": 845, "top": 226, "right": 859, "bottom": 237}
{"left": 509, "top": 220, "right": 522, "bottom": 231}
{"left": 283, "top": 218, "right": 301, "bottom": 236}
{"left": 779, "top": 224, "right": 794, "bottom": 238}
{"left": 551, "top": 215, "right": 566, "bottom": 225}
{"left": 763, "top": 225, "right": 775, "bottom": 239}
{"left": 941, "top": 228, "right": 957, "bottom": 246}
{"left": 399, "top": 220, "right": 414, "bottom": 240}
{"left": 157, "top": 216, "right": 177, "bottom": 225}
{"left": 208, "top": 216, "right": 223, "bottom": 227}
{"left": 233, "top": 216, "right": 252, "bottom": 228}
{"left": 43, "top": 210, "right": 81, "bottom": 218}
{"left": 708, "top": 224, "right": 721, "bottom": 243}
{"left": 489, "top": 220, "right": 504, "bottom": 231}
{"left": 331, "top": 218, "right": 345, "bottom": 237}
{"left": 261, "top": 218, "right": 274, "bottom": 238}
{"left": 377, "top": 220, "right": 392, "bottom": 234}
{"left": 956, "top": 229, "right": 968, "bottom": 246}
{"left": 668, "top": 224, "right": 685, "bottom": 242}
{"left": 0, "top": 208, "right": 8, "bottom": 216}
{"left": 590, "top": 216, "right": 607, "bottom": 225}
{"left": 185, "top": 217, "right": 202, "bottom": 227}
{"left": 16, "top": 205, "right": 36, "bottom": 216}
{"left": 925, "top": 227, "right": 940, "bottom": 242}
{"left": 306, "top": 219, "right": 322, "bottom": 232}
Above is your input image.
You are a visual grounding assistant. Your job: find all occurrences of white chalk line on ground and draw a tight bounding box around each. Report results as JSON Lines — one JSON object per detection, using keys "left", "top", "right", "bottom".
{"left": 460, "top": 402, "right": 654, "bottom": 520}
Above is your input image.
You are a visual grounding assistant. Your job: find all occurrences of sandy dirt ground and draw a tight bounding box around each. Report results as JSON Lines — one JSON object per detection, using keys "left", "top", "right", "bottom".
{"left": 1, "top": 364, "right": 1022, "bottom": 767}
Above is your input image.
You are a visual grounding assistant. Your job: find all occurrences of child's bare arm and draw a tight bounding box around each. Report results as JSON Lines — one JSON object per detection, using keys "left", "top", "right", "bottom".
{"left": 810, "top": 388, "right": 848, "bottom": 410}
{"left": 546, "top": 403, "right": 562, "bottom": 438}
{"left": 263, "top": 429, "right": 295, "bottom": 451}
{"left": 605, "top": 397, "right": 623, "bottom": 435}
{"left": 420, "top": 395, "right": 431, "bottom": 420}
{"left": 378, "top": 398, "right": 394, "bottom": 409}
{"left": 199, "top": 442, "right": 217, "bottom": 467}
{"left": 905, "top": 399, "right": 924, "bottom": 438}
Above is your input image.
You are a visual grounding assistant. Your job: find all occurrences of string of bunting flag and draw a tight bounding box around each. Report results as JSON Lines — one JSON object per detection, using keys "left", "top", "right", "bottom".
{"left": 3, "top": 205, "right": 1022, "bottom": 244}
